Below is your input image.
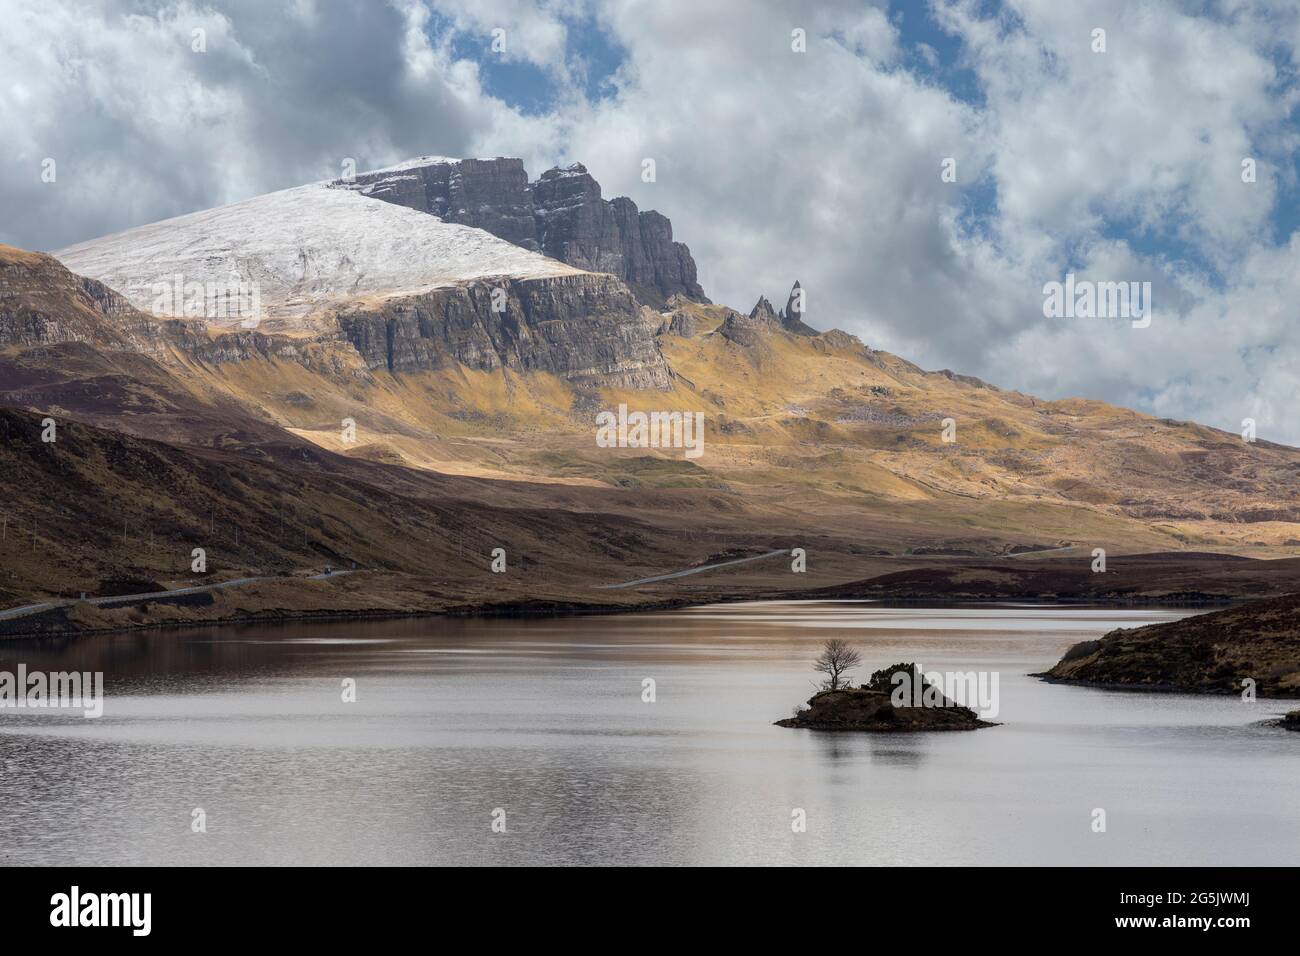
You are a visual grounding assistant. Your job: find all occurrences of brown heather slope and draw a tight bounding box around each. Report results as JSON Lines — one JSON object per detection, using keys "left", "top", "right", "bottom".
{"left": 0, "top": 403, "right": 758, "bottom": 623}
{"left": 792, "top": 550, "right": 1300, "bottom": 602}
{"left": 1043, "top": 592, "right": 1300, "bottom": 697}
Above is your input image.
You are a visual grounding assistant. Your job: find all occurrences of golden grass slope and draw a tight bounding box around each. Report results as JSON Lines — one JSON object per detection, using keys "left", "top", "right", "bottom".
{"left": 133, "top": 296, "right": 1300, "bottom": 558}
{"left": 8, "top": 246, "right": 1300, "bottom": 563}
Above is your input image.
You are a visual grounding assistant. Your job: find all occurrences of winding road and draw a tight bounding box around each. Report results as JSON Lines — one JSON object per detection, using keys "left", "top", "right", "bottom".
{"left": 595, "top": 549, "right": 792, "bottom": 589}
{"left": 0, "top": 543, "right": 1079, "bottom": 621}
{"left": 593, "top": 543, "right": 1077, "bottom": 590}
{"left": 0, "top": 569, "right": 356, "bottom": 622}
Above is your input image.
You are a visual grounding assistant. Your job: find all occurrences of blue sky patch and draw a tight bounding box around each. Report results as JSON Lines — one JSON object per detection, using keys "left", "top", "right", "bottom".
{"left": 432, "top": 10, "right": 625, "bottom": 115}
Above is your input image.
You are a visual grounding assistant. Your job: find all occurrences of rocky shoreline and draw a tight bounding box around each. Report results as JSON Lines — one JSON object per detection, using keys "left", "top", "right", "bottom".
{"left": 1259, "top": 710, "right": 1300, "bottom": 731}
{"left": 775, "top": 687, "right": 994, "bottom": 731}
{"left": 1041, "top": 592, "right": 1300, "bottom": 698}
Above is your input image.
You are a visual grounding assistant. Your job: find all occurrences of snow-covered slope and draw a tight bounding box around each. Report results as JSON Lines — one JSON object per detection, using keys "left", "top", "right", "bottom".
{"left": 54, "top": 182, "right": 583, "bottom": 326}
{"left": 359, "top": 154, "right": 462, "bottom": 173}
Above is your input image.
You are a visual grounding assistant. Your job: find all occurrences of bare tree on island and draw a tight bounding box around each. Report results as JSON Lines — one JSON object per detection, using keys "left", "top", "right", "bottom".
{"left": 813, "top": 639, "right": 862, "bottom": 691}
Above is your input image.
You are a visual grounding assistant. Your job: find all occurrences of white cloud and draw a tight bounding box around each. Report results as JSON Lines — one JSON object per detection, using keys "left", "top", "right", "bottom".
{"left": 473, "top": 0, "right": 1300, "bottom": 442}
{"left": 0, "top": 0, "right": 499, "bottom": 250}
{"left": 4, "top": 0, "right": 1300, "bottom": 443}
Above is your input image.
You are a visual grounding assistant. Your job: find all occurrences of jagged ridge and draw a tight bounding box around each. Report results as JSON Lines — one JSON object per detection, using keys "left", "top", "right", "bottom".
{"left": 345, "top": 158, "right": 708, "bottom": 307}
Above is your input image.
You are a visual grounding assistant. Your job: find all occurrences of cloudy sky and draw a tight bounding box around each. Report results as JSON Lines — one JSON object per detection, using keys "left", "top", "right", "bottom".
{"left": 4, "top": 0, "right": 1299, "bottom": 442}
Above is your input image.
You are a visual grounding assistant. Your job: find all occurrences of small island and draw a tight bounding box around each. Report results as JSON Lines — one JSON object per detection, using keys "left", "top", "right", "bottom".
{"left": 776, "top": 641, "right": 996, "bottom": 732}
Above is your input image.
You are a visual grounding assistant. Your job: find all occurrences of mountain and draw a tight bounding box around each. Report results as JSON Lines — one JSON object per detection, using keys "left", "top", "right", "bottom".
{"left": 11, "top": 241, "right": 1300, "bottom": 549}
{"left": 55, "top": 180, "right": 581, "bottom": 326}
{"left": 3, "top": 156, "right": 1300, "bottom": 630}
{"left": 53, "top": 163, "right": 679, "bottom": 391}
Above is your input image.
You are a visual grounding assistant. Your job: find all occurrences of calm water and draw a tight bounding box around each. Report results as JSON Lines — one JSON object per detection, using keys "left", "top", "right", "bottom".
{"left": 0, "top": 602, "right": 1296, "bottom": 866}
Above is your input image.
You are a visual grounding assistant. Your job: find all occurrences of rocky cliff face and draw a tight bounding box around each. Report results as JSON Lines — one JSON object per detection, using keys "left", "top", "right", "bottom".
{"left": 9, "top": 236, "right": 834, "bottom": 401}
{"left": 0, "top": 246, "right": 171, "bottom": 356}
{"left": 747, "top": 296, "right": 780, "bottom": 326}
{"left": 530, "top": 164, "right": 708, "bottom": 308}
{"left": 335, "top": 272, "right": 672, "bottom": 389}
{"left": 348, "top": 157, "right": 540, "bottom": 250}
{"left": 717, "top": 311, "right": 769, "bottom": 349}
{"left": 343, "top": 158, "right": 708, "bottom": 308}
{"left": 5, "top": 244, "right": 672, "bottom": 392}
{"left": 0, "top": 246, "right": 307, "bottom": 366}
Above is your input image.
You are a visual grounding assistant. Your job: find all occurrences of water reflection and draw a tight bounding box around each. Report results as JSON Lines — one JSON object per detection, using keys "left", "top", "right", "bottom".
{"left": 0, "top": 602, "right": 1296, "bottom": 866}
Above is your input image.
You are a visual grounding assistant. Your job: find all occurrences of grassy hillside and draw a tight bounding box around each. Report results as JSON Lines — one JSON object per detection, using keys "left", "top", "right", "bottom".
{"left": 0, "top": 405, "right": 728, "bottom": 611}
{"left": 2, "top": 245, "right": 1299, "bottom": 629}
